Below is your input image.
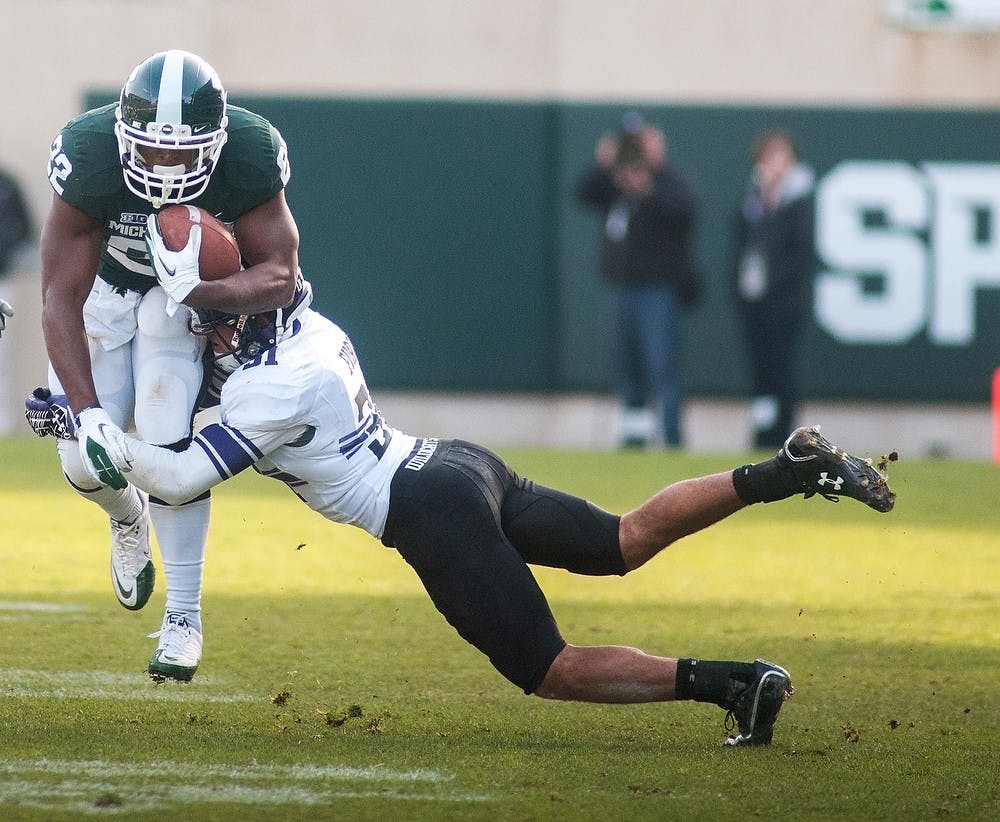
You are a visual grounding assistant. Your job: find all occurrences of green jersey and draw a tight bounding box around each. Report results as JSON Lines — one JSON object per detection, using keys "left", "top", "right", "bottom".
{"left": 46, "top": 104, "right": 290, "bottom": 293}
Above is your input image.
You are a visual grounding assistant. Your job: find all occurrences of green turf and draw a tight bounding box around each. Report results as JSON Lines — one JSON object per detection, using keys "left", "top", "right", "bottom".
{"left": 1, "top": 435, "right": 997, "bottom": 820}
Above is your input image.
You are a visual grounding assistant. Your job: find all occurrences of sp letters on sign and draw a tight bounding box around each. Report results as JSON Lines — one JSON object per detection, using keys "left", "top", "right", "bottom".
{"left": 814, "top": 161, "right": 1000, "bottom": 346}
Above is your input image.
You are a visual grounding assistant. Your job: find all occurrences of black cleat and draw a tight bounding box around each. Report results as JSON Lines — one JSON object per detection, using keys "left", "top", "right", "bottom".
{"left": 779, "top": 425, "right": 896, "bottom": 512}
{"left": 724, "top": 660, "right": 794, "bottom": 747}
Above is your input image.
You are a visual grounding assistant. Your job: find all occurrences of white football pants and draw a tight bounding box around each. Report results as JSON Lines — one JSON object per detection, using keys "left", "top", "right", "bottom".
{"left": 49, "top": 282, "right": 208, "bottom": 627}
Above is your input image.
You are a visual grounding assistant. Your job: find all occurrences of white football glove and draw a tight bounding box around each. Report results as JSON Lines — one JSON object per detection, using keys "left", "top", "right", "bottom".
{"left": 76, "top": 407, "right": 131, "bottom": 490}
{"left": 146, "top": 213, "right": 202, "bottom": 317}
{"left": 0, "top": 299, "right": 12, "bottom": 338}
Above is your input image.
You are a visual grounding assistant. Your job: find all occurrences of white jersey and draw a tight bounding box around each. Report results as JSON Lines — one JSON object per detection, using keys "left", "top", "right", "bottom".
{"left": 193, "top": 308, "right": 417, "bottom": 537}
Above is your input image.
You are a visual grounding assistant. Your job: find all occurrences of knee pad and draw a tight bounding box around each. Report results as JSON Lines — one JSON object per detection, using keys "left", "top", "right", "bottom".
{"left": 56, "top": 437, "right": 100, "bottom": 492}
{"left": 134, "top": 288, "right": 205, "bottom": 444}
{"left": 136, "top": 288, "right": 192, "bottom": 341}
{"left": 134, "top": 372, "right": 200, "bottom": 444}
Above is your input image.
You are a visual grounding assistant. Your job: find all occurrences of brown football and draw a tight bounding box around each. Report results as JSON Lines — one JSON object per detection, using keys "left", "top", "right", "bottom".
{"left": 155, "top": 205, "right": 241, "bottom": 281}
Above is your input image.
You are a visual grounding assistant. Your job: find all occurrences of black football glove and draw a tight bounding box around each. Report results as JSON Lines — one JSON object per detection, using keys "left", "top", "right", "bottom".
{"left": 24, "top": 387, "right": 76, "bottom": 440}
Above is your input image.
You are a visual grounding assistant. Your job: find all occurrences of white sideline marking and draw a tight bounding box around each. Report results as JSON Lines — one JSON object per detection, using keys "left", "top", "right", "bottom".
{"left": 0, "top": 600, "right": 88, "bottom": 622}
{"left": 1, "top": 669, "right": 256, "bottom": 703}
{"left": 0, "top": 758, "right": 492, "bottom": 812}
{"left": 0, "top": 758, "right": 449, "bottom": 783}
{"left": 0, "top": 600, "right": 88, "bottom": 613}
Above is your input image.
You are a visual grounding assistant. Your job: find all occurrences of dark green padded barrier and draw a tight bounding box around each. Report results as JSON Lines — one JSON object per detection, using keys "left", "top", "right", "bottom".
{"left": 87, "top": 92, "right": 1000, "bottom": 400}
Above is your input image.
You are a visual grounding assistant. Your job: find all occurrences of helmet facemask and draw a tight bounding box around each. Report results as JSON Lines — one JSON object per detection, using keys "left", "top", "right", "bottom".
{"left": 115, "top": 119, "right": 227, "bottom": 207}
{"left": 114, "top": 50, "right": 229, "bottom": 208}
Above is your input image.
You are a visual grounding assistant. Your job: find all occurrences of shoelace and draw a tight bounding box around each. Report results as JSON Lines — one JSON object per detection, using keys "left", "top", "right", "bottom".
{"left": 147, "top": 613, "right": 192, "bottom": 647}
{"left": 783, "top": 440, "right": 842, "bottom": 505}
{"left": 803, "top": 488, "right": 841, "bottom": 504}
{"left": 111, "top": 516, "right": 147, "bottom": 576}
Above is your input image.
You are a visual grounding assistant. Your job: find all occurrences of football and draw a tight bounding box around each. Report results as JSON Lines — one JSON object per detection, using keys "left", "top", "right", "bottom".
{"left": 155, "top": 205, "right": 241, "bottom": 281}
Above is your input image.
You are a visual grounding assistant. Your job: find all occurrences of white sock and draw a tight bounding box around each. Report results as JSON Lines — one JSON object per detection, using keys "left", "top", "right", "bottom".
{"left": 149, "top": 497, "right": 209, "bottom": 633}
{"left": 85, "top": 483, "right": 144, "bottom": 525}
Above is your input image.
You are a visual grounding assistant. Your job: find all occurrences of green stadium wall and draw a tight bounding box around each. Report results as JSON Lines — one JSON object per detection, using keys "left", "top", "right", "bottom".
{"left": 90, "top": 92, "right": 1000, "bottom": 401}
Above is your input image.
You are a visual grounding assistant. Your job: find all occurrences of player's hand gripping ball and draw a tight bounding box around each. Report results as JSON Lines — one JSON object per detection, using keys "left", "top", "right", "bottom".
{"left": 146, "top": 205, "right": 241, "bottom": 316}
{"left": 154, "top": 205, "right": 241, "bottom": 281}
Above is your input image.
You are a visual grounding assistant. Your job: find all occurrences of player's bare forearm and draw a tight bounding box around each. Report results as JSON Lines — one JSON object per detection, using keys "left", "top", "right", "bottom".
{"left": 41, "top": 303, "right": 98, "bottom": 412}
{"left": 195, "top": 188, "right": 301, "bottom": 314}
{"left": 181, "top": 259, "right": 297, "bottom": 314}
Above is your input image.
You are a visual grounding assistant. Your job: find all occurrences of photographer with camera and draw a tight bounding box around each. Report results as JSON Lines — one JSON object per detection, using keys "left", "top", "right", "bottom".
{"left": 576, "top": 112, "right": 700, "bottom": 449}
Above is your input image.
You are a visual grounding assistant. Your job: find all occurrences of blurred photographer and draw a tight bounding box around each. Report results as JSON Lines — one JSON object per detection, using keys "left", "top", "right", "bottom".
{"left": 576, "top": 113, "right": 700, "bottom": 448}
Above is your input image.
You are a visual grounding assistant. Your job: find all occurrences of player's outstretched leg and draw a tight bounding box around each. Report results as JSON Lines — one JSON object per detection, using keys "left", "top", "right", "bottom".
{"left": 732, "top": 424, "right": 895, "bottom": 513}
{"left": 535, "top": 646, "right": 794, "bottom": 746}
{"left": 779, "top": 425, "right": 895, "bottom": 512}
{"left": 618, "top": 425, "right": 896, "bottom": 572}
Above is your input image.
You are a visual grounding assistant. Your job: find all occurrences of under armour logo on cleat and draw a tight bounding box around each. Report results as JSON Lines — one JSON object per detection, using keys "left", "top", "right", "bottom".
{"left": 817, "top": 472, "right": 844, "bottom": 490}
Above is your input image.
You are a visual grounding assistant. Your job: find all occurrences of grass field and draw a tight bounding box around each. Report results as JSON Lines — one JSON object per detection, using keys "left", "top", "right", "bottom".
{"left": 1, "top": 433, "right": 998, "bottom": 821}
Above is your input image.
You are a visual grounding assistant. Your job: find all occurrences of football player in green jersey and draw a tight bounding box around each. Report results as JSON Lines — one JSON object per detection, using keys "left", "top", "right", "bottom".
{"left": 40, "top": 50, "right": 301, "bottom": 682}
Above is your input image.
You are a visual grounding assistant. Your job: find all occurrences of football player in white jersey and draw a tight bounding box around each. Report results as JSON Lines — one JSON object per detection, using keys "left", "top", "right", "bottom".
{"left": 31, "top": 292, "right": 894, "bottom": 746}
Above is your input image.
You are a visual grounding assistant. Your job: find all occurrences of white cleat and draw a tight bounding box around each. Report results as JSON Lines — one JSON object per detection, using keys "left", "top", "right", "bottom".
{"left": 110, "top": 493, "right": 155, "bottom": 610}
{"left": 148, "top": 611, "right": 202, "bottom": 683}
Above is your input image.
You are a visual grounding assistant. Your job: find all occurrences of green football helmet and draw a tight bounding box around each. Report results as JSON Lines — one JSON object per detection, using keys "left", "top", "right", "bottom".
{"left": 114, "top": 50, "right": 229, "bottom": 207}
